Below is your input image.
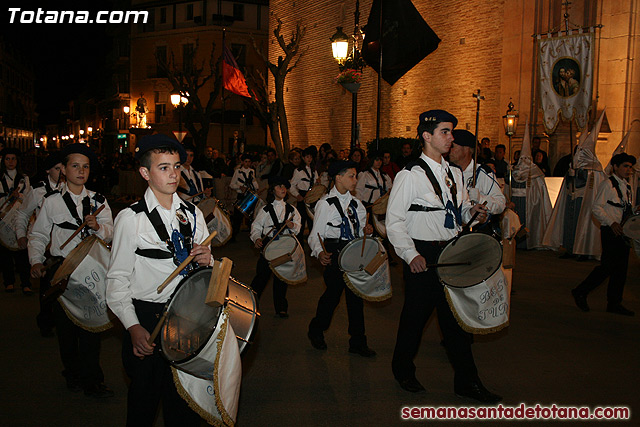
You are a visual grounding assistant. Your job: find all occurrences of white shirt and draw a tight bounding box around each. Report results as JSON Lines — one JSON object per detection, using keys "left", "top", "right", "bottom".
{"left": 178, "top": 165, "right": 205, "bottom": 203}
{"left": 250, "top": 199, "right": 301, "bottom": 243}
{"left": 15, "top": 178, "right": 64, "bottom": 239}
{"left": 28, "top": 186, "right": 113, "bottom": 265}
{"left": 289, "top": 165, "right": 317, "bottom": 197}
{"left": 356, "top": 168, "right": 392, "bottom": 205}
{"left": 230, "top": 167, "right": 258, "bottom": 194}
{"left": 0, "top": 170, "right": 31, "bottom": 206}
{"left": 460, "top": 160, "right": 506, "bottom": 215}
{"left": 386, "top": 152, "right": 474, "bottom": 264}
{"left": 308, "top": 186, "right": 367, "bottom": 258}
{"left": 106, "top": 187, "right": 210, "bottom": 330}
{"left": 592, "top": 174, "right": 635, "bottom": 227}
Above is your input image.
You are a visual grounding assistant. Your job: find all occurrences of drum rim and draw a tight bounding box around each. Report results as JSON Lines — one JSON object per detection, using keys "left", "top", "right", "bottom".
{"left": 228, "top": 276, "right": 259, "bottom": 354}
{"left": 263, "top": 234, "right": 298, "bottom": 259}
{"left": 337, "top": 237, "right": 382, "bottom": 272}
{"left": 436, "top": 233, "right": 503, "bottom": 289}
{"left": 161, "top": 266, "right": 223, "bottom": 365}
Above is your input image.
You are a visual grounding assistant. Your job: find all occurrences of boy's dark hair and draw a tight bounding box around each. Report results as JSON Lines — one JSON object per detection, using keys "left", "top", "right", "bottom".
{"left": 495, "top": 144, "right": 506, "bottom": 151}
{"left": 610, "top": 153, "right": 636, "bottom": 167}
{"left": 139, "top": 147, "right": 181, "bottom": 169}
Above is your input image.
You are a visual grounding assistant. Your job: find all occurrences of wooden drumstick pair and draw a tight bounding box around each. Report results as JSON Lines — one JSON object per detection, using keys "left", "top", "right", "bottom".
{"left": 59, "top": 204, "right": 106, "bottom": 250}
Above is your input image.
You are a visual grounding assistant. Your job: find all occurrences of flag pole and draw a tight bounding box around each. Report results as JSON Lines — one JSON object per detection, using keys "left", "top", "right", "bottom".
{"left": 375, "top": 0, "right": 383, "bottom": 151}
{"left": 221, "top": 29, "right": 226, "bottom": 156}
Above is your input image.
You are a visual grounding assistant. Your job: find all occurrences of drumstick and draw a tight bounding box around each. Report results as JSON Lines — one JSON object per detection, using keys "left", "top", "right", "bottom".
{"left": 464, "top": 201, "right": 488, "bottom": 229}
{"left": 156, "top": 230, "right": 218, "bottom": 293}
{"left": 317, "top": 233, "right": 328, "bottom": 253}
{"left": 361, "top": 212, "right": 370, "bottom": 257}
{"left": 185, "top": 190, "right": 206, "bottom": 201}
{"left": 59, "top": 204, "right": 106, "bottom": 250}
{"left": 426, "top": 261, "right": 471, "bottom": 268}
{"left": 147, "top": 311, "right": 169, "bottom": 346}
{"left": 269, "top": 213, "right": 294, "bottom": 243}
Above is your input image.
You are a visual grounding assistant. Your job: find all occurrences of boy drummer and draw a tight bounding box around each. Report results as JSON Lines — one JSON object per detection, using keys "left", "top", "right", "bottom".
{"left": 307, "top": 160, "right": 376, "bottom": 357}
{"left": 229, "top": 153, "right": 259, "bottom": 242}
{"left": 28, "top": 143, "right": 114, "bottom": 398}
{"left": 106, "top": 134, "right": 212, "bottom": 426}
{"left": 249, "top": 175, "right": 301, "bottom": 318}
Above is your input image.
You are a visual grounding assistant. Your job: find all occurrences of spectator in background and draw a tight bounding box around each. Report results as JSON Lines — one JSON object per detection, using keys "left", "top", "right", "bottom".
{"left": 282, "top": 150, "right": 302, "bottom": 181}
{"left": 512, "top": 150, "right": 521, "bottom": 166}
{"left": 534, "top": 151, "right": 550, "bottom": 176}
{"left": 395, "top": 141, "right": 416, "bottom": 169}
{"left": 348, "top": 148, "right": 367, "bottom": 173}
{"left": 381, "top": 150, "right": 400, "bottom": 180}
{"left": 531, "top": 136, "right": 550, "bottom": 175}
{"left": 494, "top": 144, "right": 509, "bottom": 179}
{"left": 478, "top": 137, "right": 493, "bottom": 163}
{"left": 339, "top": 149, "right": 348, "bottom": 160}
{"left": 262, "top": 147, "right": 284, "bottom": 179}
{"left": 316, "top": 143, "right": 332, "bottom": 172}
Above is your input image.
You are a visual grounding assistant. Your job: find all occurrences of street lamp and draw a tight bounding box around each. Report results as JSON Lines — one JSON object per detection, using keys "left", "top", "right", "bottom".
{"left": 123, "top": 105, "right": 131, "bottom": 129}
{"left": 330, "top": 0, "right": 364, "bottom": 150}
{"left": 170, "top": 91, "right": 189, "bottom": 135}
{"left": 502, "top": 100, "right": 519, "bottom": 198}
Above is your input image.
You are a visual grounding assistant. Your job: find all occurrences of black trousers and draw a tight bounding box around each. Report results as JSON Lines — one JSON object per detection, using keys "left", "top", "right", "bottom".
{"left": 231, "top": 194, "right": 248, "bottom": 239}
{"left": 392, "top": 239, "right": 478, "bottom": 387}
{"left": 308, "top": 241, "right": 366, "bottom": 347}
{"left": 36, "top": 258, "right": 61, "bottom": 332}
{"left": 122, "top": 299, "right": 201, "bottom": 427}
{"left": 53, "top": 301, "right": 104, "bottom": 388}
{"left": 296, "top": 200, "right": 313, "bottom": 243}
{"left": 0, "top": 245, "right": 30, "bottom": 288}
{"left": 250, "top": 254, "right": 288, "bottom": 314}
{"left": 574, "top": 226, "right": 630, "bottom": 305}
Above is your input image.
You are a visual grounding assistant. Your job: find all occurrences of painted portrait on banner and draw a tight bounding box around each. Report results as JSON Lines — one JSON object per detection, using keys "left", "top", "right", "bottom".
{"left": 552, "top": 57, "right": 581, "bottom": 98}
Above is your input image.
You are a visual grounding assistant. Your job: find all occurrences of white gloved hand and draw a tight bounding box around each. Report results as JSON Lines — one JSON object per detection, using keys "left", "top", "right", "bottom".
{"left": 468, "top": 187, "right": 481, "bottom": 203}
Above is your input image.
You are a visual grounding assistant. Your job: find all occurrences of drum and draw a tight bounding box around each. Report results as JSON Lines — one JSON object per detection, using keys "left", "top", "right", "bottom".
{"left": 338, "top": 237, "right": 392, "bottom": 301}
{"left": 198, "top": 198, "right": 233, "bottom": 247}
{"left": 371, "top": 192, "right": 389, "bottom": 215}
{"left": 161, "top": 267, "right": 259, "bottom": 379}
{"left": 304, "top": 184, "right": 327, "bottom": 221}
{"left": 263, "top": 234, "right": 307, "bottom": 284}
{"left": 372, "top": 213, "right": 387, "bottom": 239}
{"left": 234, "top": 190, "right": 259, "bottom": 218}
{"left": 0, "top": 203, "right": 21, "bottom": 250}
{"left": 436, "top": 233, "right": 503, "bottom": 288}
{"left": 622, "top": 214, "right": 640, "bottom": 240}
{"left": 51, "top": 235, "right": 115, "bottom": 332}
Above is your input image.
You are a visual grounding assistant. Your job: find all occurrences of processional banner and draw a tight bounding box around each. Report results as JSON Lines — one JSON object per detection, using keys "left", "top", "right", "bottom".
{"left": 538, "top": 32, "right": 594, "bottom": 133}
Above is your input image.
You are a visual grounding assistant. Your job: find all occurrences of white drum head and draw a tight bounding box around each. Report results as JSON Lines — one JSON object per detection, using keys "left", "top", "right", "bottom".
{"left": 623, "top": 215, "right": 640, "bottom": 240}
{"left": 338, "top": 237, "right": 380, "bottom": 272}
{"left": 437, "top": 233, "right": 502, "bottom": 288}
{"left": 263, "top": 235, "right": 297, "bottom": 261}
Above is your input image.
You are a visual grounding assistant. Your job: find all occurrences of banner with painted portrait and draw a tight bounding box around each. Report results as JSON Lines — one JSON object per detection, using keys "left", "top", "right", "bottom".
{"left": 538, "top": 32, "right": 594, "bottom": 133}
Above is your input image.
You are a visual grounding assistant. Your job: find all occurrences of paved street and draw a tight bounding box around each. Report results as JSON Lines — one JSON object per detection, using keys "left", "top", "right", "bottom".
{"left": 1, "top": 229, "right": 638, "bottom": 426}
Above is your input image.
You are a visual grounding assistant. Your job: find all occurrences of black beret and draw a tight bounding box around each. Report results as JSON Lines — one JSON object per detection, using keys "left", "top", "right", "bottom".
{"left": 418, "top": 109, "right": 458, "bottom": 130}
{"left": 302, "top": 147, "right": 316, "bottom": 158}
{"left": 241, "top": 153, "right": 253, "bottom": 161}
{"left": 61, "top": 143, "right": 98, "bottom": 168}
{"left": 135, "top": 134, "right": 187, "bottom": 163}
{"left": 268, "top": 175, "right": 291, "bottom": 189}
{"left": 43, "top": 152, "right": 64, "bottom": 170}
{"left": 452, "top": 129, "right": 476, "bottom": 148}
{"left": 328, "top": 160, "right": 357, "bottom": 178}
{"left": 1, "top": 147, "right": 21, "bottom": 158}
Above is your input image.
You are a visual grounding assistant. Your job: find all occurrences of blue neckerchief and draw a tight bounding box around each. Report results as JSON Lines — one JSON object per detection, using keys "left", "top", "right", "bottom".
{"left": 171, "top": 229, "right": 192, "bottom": 276}
{"left": 444, "top": 200, "right": 462, "bottom": 229}
{"left": 340, "top": 199, "right": 360, "bottom": 240}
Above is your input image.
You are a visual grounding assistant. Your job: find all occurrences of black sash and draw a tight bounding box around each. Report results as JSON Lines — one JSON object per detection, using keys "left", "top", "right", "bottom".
{"left": 607, "top": 176, "right": 633, "bottom": 221}
{"left": 365, "top": 169, "right": 387, "bottom": 204}
{"left": 326, "top": 196, "right": 360, "bottom": 240}
{"left": 262, "top": 202, "right": 295, "bottom": 244}
{"left": 0, "top": 172, "right": 25, "bottom": 197}
{"left": 54, "top": 192, "right": 93, "bottom": 236}
{"left": 405, "top": 159, "right": 459, "bottom": 219}
{"left": 239, "top": 170, "right": 255, "bottom": 191}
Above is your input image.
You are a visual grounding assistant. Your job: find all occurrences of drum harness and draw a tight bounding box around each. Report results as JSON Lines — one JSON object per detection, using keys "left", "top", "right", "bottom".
{"left": 325, "top": 197, "right": 360, "bottom": 249}
{"left": 406, "top": 159, "right": 462, "bottom": 230}
{"left": 237, "top": 169, "right": 256, "bottom": 199}
{"left": 262, "top": 202, "right": 294, "bottom": 246}
{"left": 129, "top": 198, "right": 197, "bottom": 276}
{"left": 55, "top": 191, "right": 106, "bottom": 240}
{"left": 364, "top": 168, "right": 388, "bottom": 205}
{"left": 178, "top": 169, "right": 202, "bottom": 196}
{"left": 298, "top": 165, "right": 316, "bottom": 197}
{"left": 607, "top": 176, "right": 633, "bottom": 223}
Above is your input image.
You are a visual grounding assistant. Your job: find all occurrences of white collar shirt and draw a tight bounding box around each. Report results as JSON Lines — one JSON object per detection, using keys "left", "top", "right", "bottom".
{"left": 28, "top": 186, "right": 113, "bottom": 264}
{"left": 106, "top": 187, "right": 210, "bottom": 330}
{"left": 1, "top": 171, "right": 30, "bottom": 205}
{"left": 307, "top": 186, "right": 366, "bottom": 258}
{"left": 592, "top": 174, "right": 634, "bottom": 227}
{"left": 460, "top": 160, "right": 506, "bottom": 215}
{"left": 386, "top": 152, "right": 473, "bottom": 264}
{"left": 355, "top": 168, "right": 392, "bottom": 205}
{"left": 15, "top": 179, "right": 65, "bottom": 239}
{"left": 289, "top": 165, "right": 317, "bottom": 197}
{"left": 249, "top": 199, "right": 302, "bottom": 243}
{"left": 230, "top": 167, "right": 258, "bottom": 194}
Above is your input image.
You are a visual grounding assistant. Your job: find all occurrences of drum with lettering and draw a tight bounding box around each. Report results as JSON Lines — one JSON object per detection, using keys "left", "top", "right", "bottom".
{"left": 338, "top": 237, "right": 391, "bottom": 301}
{"left": 161, "top": 267, "right": 259, "bottom": 380}
{"left": 234, "top": 190, "right": 259, "bottom": 218}
{"left": 622, "top": 214, "right": 640, "bottom": 240}
{"left": 197, "top": 198, "right": 232, "bottom": 247}
{"left": 263, "top": 234, "right": 307, "bottom": 285}
{"left": 51, "top": 235, "right": 115, "bottom": 332}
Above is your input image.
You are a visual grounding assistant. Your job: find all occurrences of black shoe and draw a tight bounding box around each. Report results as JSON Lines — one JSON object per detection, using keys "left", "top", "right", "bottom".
{"left": 277, "top": 311, "right": 289, "bottom": 318}
{"left": 307, "top": 332, "right": 327, "bottom": 350}
{"left": 397, "top": 377, "right": 426, "bottom": 393}
{"left": 571, "top": 289, "right": 589, "bottom": 312}
{"left": 66, "top": 377, "right": 82, "bottom": 393}
{"left": 455, "top": 381, "right": 502, "bottom": 404}
{"left": 348, "top": 345, "right": 377, "bottom": 358}
{"left": 606, "top": 304, "right": 635, "bottom": 316}
{"left": 84, "top": 383, "right": 115, "bottom": 398}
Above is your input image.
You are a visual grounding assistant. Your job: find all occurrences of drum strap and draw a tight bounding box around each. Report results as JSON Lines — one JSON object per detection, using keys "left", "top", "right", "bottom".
{"left": 326, "top": 197, "right": 360, "bottom": 240}
{"left": 263, "top": 203, "right": 294, "bottom": 241}
{"left": 0, "top": 173, "right": 25, "bottom": 197}
{"left": 239, "top": 170, "right": 255, "bottom": 191}
{"left": 365, "top": 169, "right": 387, "bottom": 204}
{"left": 300, "top": 166, "right": 315, "bottom": 192}
{"left": 57, "top": 192, "right": 93, "bottom": 238}
{"left": 607, "top": 176, "right": 633, "bottom": 221}
{"left": 179, "top": 170, "right": 201, "bottom": 196}
{"left": 407, "top": 159, "right": 461, "bottom": 229}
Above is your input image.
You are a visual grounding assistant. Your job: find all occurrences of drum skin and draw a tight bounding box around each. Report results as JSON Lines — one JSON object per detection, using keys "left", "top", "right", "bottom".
{"left": 622, "top": 214, "right": 640, "bottom": 240}
{"left": 437, "top": 233, "right": 503, "bottom": 288}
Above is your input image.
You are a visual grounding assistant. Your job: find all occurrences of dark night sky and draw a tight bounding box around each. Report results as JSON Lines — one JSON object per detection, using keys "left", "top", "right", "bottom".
{"left": 1, "top": 0, "right": 122, "bottom": 126}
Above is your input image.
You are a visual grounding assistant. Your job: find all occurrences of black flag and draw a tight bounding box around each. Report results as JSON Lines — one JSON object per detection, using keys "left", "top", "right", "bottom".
{"left": 361, "top": 0, "right": 440, "bottom": 85}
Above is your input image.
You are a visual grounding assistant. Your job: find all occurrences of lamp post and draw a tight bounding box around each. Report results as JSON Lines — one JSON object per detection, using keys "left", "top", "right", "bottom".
{"left": 170, "top": 92, "right": 189, "bottom": 136}
{"left": 123, "top": 105, "right": 130, "bottom": 129}
{"left": 331, "top": 0, "right": 364, "bottom": 150}
{"left": 502, "top": 100, "right": 518, "bottom": 199}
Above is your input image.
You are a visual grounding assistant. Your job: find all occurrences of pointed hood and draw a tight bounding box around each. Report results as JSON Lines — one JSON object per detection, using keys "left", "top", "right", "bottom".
{"left": 574, "top": 109, "right": 605, "bottom": 171}
{"left": 604, "top": 131, "right": 630, "bottom": 175}
{"left": 513, "top": 120, "right": 545, "bottom": 181}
